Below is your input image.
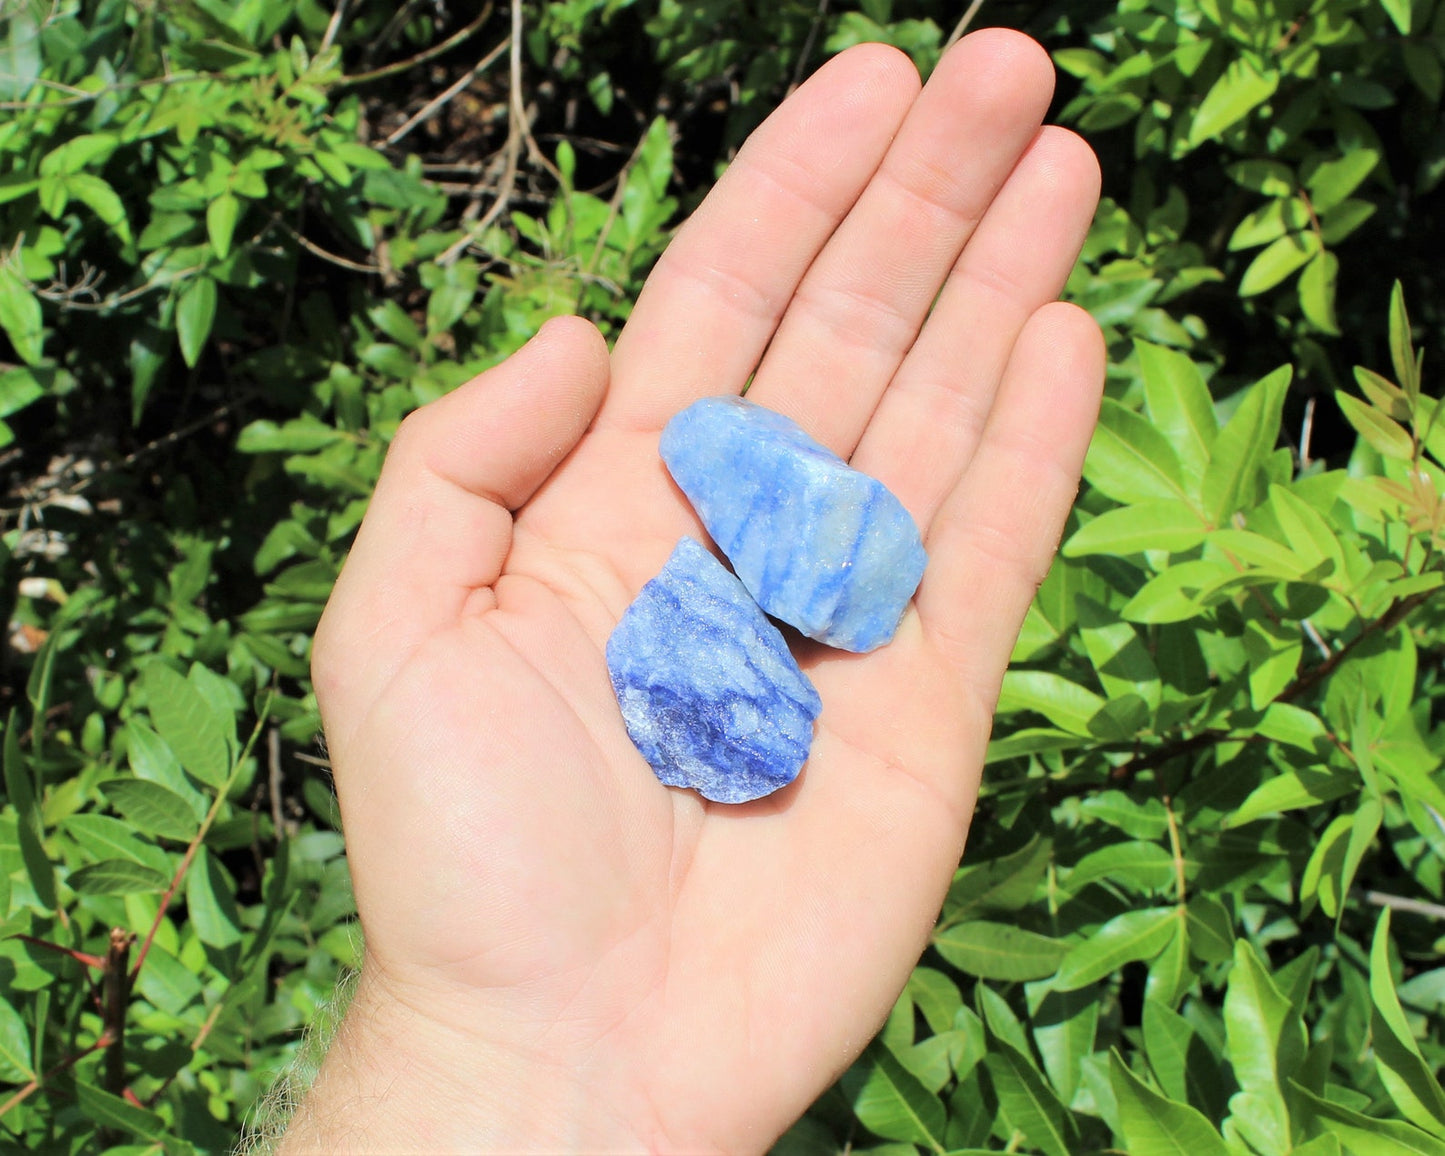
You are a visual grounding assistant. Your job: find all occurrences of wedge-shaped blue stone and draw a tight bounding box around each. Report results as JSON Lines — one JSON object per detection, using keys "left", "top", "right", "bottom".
{"left": 660, "top": 397, "right": 927, "bottom": 653}
{"left": 607, "top": 537, "right": 822, "bottom": 804}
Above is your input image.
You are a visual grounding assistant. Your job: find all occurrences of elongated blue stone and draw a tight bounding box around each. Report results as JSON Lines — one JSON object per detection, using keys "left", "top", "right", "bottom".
{"left": 660, "top": 397, "right": 927, "bottom": 653}
{"left": 607, "top": 537, "right": 822, "bottom": 803}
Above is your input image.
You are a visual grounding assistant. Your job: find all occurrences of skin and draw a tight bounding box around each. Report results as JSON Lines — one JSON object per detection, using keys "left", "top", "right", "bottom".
{"left": 279, "top": 30, "right": 1105, "bottom": 1155}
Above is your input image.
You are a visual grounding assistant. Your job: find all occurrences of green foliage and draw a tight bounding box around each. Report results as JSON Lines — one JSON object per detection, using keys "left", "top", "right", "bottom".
{"left": 1, "top": 0, "right": 1444, "bottom": 1152}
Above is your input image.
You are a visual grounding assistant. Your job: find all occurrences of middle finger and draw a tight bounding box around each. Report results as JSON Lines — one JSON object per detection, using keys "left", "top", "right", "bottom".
{"left": 744, "top": 28, "right": 1055, "bottom": 456}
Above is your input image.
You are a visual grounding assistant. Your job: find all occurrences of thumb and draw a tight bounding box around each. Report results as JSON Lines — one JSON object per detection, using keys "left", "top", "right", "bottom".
{"left": 313, "top": 315, "right": 611, "bottom": 746}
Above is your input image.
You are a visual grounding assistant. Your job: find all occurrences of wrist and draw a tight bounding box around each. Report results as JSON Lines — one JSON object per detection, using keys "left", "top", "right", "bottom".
{"left": 276, "top": 965, "right": 660, "bottom": 1155}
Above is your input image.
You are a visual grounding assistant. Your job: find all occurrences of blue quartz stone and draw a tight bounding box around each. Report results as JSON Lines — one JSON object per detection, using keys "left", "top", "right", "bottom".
{"left": 607, "top": 537, "right": 822, "bottom": 804}
{"left": 660, "top": 396, "right": 928, "bottom": 653}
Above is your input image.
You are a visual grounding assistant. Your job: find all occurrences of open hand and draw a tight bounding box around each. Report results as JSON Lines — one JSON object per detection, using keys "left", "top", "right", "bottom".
{"left": 283, "top": 29, "right": 1104, "bottom": 1154}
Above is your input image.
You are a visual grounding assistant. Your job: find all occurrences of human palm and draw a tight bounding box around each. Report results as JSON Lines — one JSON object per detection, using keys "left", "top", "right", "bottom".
{"left": 293, "top": 30, "right": 1104, "bottom": 1155}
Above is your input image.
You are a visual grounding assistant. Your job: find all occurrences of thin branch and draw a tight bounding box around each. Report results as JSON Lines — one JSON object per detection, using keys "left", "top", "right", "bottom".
{"left": 319, "top": 0, "right": 349, "bottom": 54}
{"left": 438, "top": 3, "right": 525, "bottom": 265}
{"left": 10, "top": 934, "right": 105, "bottom": 970}
{"left": 131, "top": 698, "right": 274, "bottom": 981}
{"left": 383, "top": 35, "right": 510, "bottom": 146}
{"left": 102, "top": 929, "right": 133, "bottom": 1102}
{"left": 788, "top": 0, "right": 831, "bottom": 95}
{"left": 268, "top": 726, "right": 285, "bottom": 838}
{"left": 0, "top": 1036, "right": 109, "bottom": 1119}
{"left": 339, "top": 3, "right": 495, "bottom": 88}
{"left": 279, "top": 221, "right": 380, "bottom": 274}
{"left": 944, "top": 0, "right": 987, "bottom": 50}
{"left": 1359, "top": 890, "right": 1445, "bottom": 922}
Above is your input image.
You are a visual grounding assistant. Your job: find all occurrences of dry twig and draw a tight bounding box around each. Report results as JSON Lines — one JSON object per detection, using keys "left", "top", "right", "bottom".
{"left": 944, "top": 0, "right": 987, "bottom": 50}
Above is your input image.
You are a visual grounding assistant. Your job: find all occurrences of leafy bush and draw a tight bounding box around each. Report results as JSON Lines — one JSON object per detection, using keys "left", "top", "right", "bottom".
{"left": 0, "top": 0, "right": 1443, "bottom": 1152}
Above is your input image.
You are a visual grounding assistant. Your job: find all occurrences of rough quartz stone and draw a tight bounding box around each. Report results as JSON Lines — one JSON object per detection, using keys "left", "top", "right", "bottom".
{"left": 607, "top": 537, "right": 822, "bottom": 804}
{"left": 660, "top": 396, "right": 927, "bottom": 653}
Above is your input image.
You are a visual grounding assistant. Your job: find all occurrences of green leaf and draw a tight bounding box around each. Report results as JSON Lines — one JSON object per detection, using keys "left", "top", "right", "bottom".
{"left": 1110, "top": 1050, "right": 1231, "bottom": 1156}
{"left": 1336, "top": 390, "right": 1415, "bottom": 459}
{"left": 206, "top": 192, "right": 241, "bottom": 259}
{"left": 907, "top": 967, "right": 963, "bottom": 1034}
{"left": 237, "top": 415, "right": 346, "bottom": 454}
{"left": 931, "top": 921, "right": 1068, "bottom": 981}
{"left": 98, "top": 779, "right": 201, "bottom": 841}
{"left": 134, "top": 942, "right": 204, "bottom": 1017}
{"left": 68, "top": 858, "right": 169, "bottom": 894}
{"left": 1354, "top": 366, "right": 1411, "bottom": 420}
{"left": 1186, "top": 895, "right": 1236, "bottom": 965}
{"left": 1226, "top": 159, "right": 1294, "bottom": 195}
{"left": 426, "top": 258, "right": 479, "bottom": 337}
{"left": 4, "top": 709, "right": 55, "bottom": 909}
{"left": 1292, "top": 1082, "right": 1445, "bottom": 1155}
{"left": 1080, "top": 791, "right": 1170, "bottom": 839}
{"left": 1084, "top": 399, "right": 1193, "bottom": 506}
{"left": 947, "top": 837, "right": 1052, "bottom": 915}
{"left": 1121, "top": 559, "right": 1236, "bottom": 624}
{"left": 1201, "top": 365, "right": 1291, "bottom": 522}
{"left": 1372, "top": 910, "right": 1445, "bottom": 1137}
{"left": 1028, "top": 983, "right": 1098, "bottom": 1106}
{"left": 66, "top": 173, "right": 132, "bottom": 245}
{"left": 1390, "top": 281, "right": 1420, "bottom": 404}
{"left": 0, "top": 995, "right": 34, "bottom": 1082}
{"left": 143, "top": 662, "right": 231, "bottom": 787}
{"left": 1066, "top": 841, "right": 1176, "bottom": 895}
{"left": 984, "top": 1037, "right": 1075, "bottom": 1156}
{"left": 176, "top": 276, "right": 218, "bottom": 368}
{"left": 1143, "top": 999, "right": 1223, "bottom": 1115}
{"left": 997, "top": 670, "right": 1105, "bottom": 736}
{"left": 1320, "top": 198, "right": 1377, "bottom": 245}
{"left": 63, "top": 814, "right": 172, "bottom": 877}
{"left": 1077, "top": 597, "right": 1161, "bottom": 709}
{"left": 186, "top": 846, "right": 243, "bottom": 947}
{"left": 1267, "top": 484, "right": 1346, "bottom": 575}
{"left": 75, "top": 1082, "right": 165, "bottom": 1140}
{"left": 125, "top": 719, "right": 208, "bottom": 820}
{"left": 1306, "top": 150, "right": 1379, "bottom": 215}
{"left": 1053, "top": 907, "right": 1180, "bottom": 991}
{"left": 852, "top": 1042, "right": 948, "bottom": 1150}
{"left": 1064, "top": 501, "right": 1208, "bottom": 557}
{"left": 1136, "top": 340, "right": 1218, "bottom": 480}
{"left": 1298, "top": 251, "right": 1340, "bottom": 335}
{"left": 1300, "top": 813, "right": 1351, "bottom": 918}
{"left": 0, "top": 266, "right": 43, "bottom": 366}
{"left": 1244, "top": 617, "right": 1302, "bottom": 709}
{"left": 1223, "top": 940, "right": 1304, "bottom": 1155}
{"left": 1238, "top": 231, "right": 1320, "bottom": 296}
{"left": 1254, "top": 702, "right": 1329, "bottom": 752}
{"left": 1380, "top": 0, "right": 1413, "bottom": 35}
{"left": 1189, "top": 56, "right": 1279, "bottom": 146}
{"left": 368, "top": 299, "right": 424, "bottom": 350}
{"left": 1146, "top": 926, "right": 1194, "bottom": 1009}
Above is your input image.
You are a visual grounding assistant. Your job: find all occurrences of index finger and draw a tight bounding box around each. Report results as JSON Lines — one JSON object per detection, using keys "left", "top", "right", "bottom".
{"left": 598, "top": 43, "right": 921, "bottom": 432}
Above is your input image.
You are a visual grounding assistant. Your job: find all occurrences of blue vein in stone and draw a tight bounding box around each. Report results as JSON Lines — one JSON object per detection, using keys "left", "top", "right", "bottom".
{"left": 660, "top": 396, "right": 928, "bottom": 653}
{"left": 607, "top": 537, "right": 822, "bottom": 804}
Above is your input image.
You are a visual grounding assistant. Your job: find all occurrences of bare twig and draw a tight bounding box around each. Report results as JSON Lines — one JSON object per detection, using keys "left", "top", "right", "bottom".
{"left": 340, "top": 3, "right": 495, "bottom": 88}
{"left": 1359, "top": 890, "right": 1445, "bottom": 922}
{"left": 787, "top": 0, "right": 831, "bottom": 96}
{"left": 1300, "top": 395, "right": 1316, "bottom": 468}
{"left": 131, "top": 700, "right": 274, "bottom": 981}
{"left": 102, "top": 929, "right": 133, "bottom": 1102}
{"left": 268, "top": 726, "right": 284, "bottom": 838}
{"left": 383, "top": 34, "right": 510, "bottom": 146}
{"left": 944, "top": 0, "right": 987, "bottom": 50}
{"left": 438, "top": 3, "right": 526, "bottom": 265}
{"left": 319, "top": 0, "right": 349, "bottom": 54}
{"left": 279, "top": 221, "right": 380, "bottom": 274}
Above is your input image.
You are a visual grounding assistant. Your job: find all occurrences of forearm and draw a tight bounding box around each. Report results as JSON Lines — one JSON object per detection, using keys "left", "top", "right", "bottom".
{"left": 274, "top": 971, "right": 659, "bottom": 1155}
